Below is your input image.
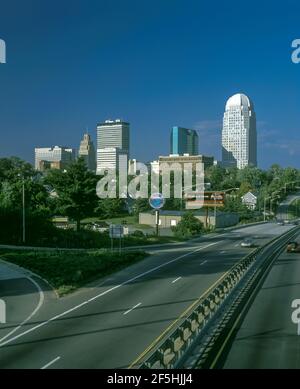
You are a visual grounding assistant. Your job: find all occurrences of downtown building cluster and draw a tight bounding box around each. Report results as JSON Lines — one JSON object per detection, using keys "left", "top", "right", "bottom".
{"left": 34, "top": 93, "right": 257, "bottom": 174}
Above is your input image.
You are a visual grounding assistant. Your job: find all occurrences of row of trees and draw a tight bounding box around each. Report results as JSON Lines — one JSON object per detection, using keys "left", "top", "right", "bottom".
{"left": 0, "top": 156, "right": 299, "bottom": 245}
{"left": 0, "top": 158, "right": 126, "bottom": 245}
{"left": 206, "top": 164, "right": 300, "bottom": 215}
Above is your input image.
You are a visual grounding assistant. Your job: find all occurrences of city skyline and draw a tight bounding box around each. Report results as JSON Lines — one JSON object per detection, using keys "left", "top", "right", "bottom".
{"left": 2, "top": 87, "right": 299, "bottom": 169}
{"left": 1, "top": 2, "right": 300, "bottom": 373}
{"left": 30, "top": 92, "right": 256, "bottom": 172}
{"left": 0, "top": 1, "right": 299, "bottom": 168}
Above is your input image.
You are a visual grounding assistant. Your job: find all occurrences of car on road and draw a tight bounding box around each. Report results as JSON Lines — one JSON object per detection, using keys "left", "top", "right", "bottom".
{"left": 241, "top": 238, "right": 255, "bottom": 248}
{"left": 84, "top": 221, "right": 110, "bottom": 233}
{"left": 286, "top": 241, "right": 300, "bottom": 253}
{"left": 277, "top": 220, "right": 284, "bottom": 226}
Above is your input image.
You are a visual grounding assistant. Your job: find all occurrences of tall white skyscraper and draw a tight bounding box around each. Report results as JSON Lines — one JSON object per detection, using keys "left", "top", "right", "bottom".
{"left": 97, "top": 148, "right": 128, "bottom": 172}
{"left": 96, "top": 119, "right": 130, "bottom": 173}
{"left": 222, "top": 93, "right": 257, "bottom": 169}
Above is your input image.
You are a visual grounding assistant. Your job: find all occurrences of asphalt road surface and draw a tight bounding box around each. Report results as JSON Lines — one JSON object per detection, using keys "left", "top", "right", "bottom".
{"left": 0, "top": 222, "right": 293, "bottom": 369}
{"left": 222, "top": 231, "right": 300, "bottom": 369}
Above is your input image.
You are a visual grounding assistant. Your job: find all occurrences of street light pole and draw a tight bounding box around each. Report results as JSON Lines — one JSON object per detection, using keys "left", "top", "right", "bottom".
{"left": 264, "top": 196, "right": 273, "bottom": 222}
{"left": 270, "top": 196, "right": 280, "bottom": 218}
{"left": 18, "top": 174, "right": 26, "bottom": 244}
{"left": 264, "top": 197, "right": 268, "bottom": 222}
{"left": 270, "top": 198, "right": 275, "bottom": 216}
{"left": 22, "top": 176, "right": 25, "bottom": 244}
{"left": 214, "top": 194, "right": 217, "bottom": 222}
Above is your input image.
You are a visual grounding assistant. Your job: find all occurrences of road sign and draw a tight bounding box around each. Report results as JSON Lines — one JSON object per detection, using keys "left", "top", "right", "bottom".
{"left": 149, "top": 193, "right": 165, "bottom": 210}
{"left": 109, "top": 224, "right": 124, "bottom": 239}
{"left": 123, "top": 226, "right": 129, "bottom": 236}
{"left": 186, "top": 191, "right": 225, "bottom": 209}
{"left": 0, "top": 299, "right": 6, "bottom": 324}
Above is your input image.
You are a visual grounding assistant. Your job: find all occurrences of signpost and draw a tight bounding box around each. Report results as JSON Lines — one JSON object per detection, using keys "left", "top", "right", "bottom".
{"left": 185, "top": 191, "right": 225, "bottom": 209}
{"left": 0, "top": 299, "right": 6, "bottom": 324}
{"left": 149, "top": 193, "right": 165, "bottom": 236}
{"left": 109, "top": 224, "right": 124, "bottom": 253}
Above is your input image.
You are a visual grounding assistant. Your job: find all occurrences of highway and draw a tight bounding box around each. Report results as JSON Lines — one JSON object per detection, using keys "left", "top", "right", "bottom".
{"left": 218, "top": 231, "right": 300, "bottom": 369}
{"left": 0, "top": 223, "right": 293, "bottom": 369}
{"left": 0, "top": 260, "right": 47, "bottom": 343}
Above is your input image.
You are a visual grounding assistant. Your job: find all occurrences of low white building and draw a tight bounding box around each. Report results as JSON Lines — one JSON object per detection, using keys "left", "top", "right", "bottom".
{"left": 139, "top": 210, "right": 239, "bottom": 229}
{"left": 241, "top": 191, "right": 258, "bottom": 210}
{"left": 35, "top": 146, "right": 75, "bottom": 171}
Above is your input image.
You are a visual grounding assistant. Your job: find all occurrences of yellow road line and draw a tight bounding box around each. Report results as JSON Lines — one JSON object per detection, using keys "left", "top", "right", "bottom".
{"left": 209, "top": 240, "right": 289, "bottom": 369}
{"left": 128, "top": 264, "right": 236, "bottom": 368}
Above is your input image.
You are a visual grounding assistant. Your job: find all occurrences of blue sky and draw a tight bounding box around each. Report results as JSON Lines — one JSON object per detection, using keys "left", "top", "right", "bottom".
{"left": 0, "top": 0, "right": 299, "bottom": 169}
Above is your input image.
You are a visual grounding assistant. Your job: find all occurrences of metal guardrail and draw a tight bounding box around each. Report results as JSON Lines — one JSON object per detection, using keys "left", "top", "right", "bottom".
{"left": 137, "top": 227, "right": 300, "bottom": 369}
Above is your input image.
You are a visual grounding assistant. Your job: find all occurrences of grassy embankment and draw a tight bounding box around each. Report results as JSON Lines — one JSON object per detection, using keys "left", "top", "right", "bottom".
{"left": 81, "top": 216, "right": 149, "bottom": 229}
{"left": 0, "top": 249, "right": 147, "bottom": 296}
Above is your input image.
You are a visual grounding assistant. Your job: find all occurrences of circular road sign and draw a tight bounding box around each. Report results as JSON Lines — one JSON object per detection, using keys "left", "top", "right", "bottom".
{"left": 149, "top": 193, "right": 165, "bottom": 210}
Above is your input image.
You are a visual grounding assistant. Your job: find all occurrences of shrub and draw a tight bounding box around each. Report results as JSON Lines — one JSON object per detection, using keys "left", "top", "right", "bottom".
{"left": 0, "top": 249, "right": 147, "bottom": 296}
{"left": 131, "top": 230, "right": 145, "bottom": 238}
{"left": 172, "top": 212, "right": 204, "bottom": 238}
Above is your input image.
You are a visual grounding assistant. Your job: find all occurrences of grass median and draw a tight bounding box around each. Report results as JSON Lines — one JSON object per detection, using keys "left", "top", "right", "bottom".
{"left": 0, "top": 249, "right": 147, "bottom": 296}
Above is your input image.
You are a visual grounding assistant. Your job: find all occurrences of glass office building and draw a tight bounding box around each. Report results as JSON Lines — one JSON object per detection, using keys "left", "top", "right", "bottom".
{"left": 170, "top": 127, "right": 199, "bottom": 156}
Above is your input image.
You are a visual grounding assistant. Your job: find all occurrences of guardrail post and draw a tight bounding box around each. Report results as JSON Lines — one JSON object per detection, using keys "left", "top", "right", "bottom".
{"left": 203, "top": 299, "right": 211, "bottom": 318}
{"left": 190, "top": 312, "right": 200, "bottom": 332}
{"left": 157, "top": 348, "right": 167, "bottom": 368}
{"left": 195, "top": 305, "right": 205, "bottom": 326}
{"left": 0, "top": 299, "right": 5, "bottom": 324}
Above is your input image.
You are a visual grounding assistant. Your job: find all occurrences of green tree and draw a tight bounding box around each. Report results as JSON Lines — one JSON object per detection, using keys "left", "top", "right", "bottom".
{"left": 237, "top": 181, "right": 252, "bottom": 197}
{"left": 132, "top": 198, "right": 150, "bottom": 218}
{"left": 236, "top": 166, "right": 264, "bottom": 190}
{"left": 95, "top": 198, "right": 125, "bottom": 219}
{"left": 205, "top": 165, "right": 226, "bottom": 189}
{"left": 222, "top": 196, "right": 252, "bottom": 221}
{"left": 0, "top": 157, "right": 49, "bottom": 213}
{"left": 45, "top": 158, "right": 98, "bottom": 231}
{"left": 0, "top": 157, "right": 52, "bottom": 245}
{"left": 172, "top": 212, "right": 204, "bottom": 238}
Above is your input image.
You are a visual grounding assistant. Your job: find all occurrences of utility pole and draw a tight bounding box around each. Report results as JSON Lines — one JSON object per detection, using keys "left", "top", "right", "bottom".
{"left": 22, "top": 176, "right": 25, "bottom": 244}
{"left": 270, "top": 196, "right": 280, "bottom": 218}
{"left": 155, "top": 210, "right": 160, "bottom": 236}
{"left": 264, "top": 197, "right": 267, "bottom": 222}
{"left": 18, "top": 173, "right": 26, "bottom": 244}
{"left": 214, "top": 193, "right": 217, "bottom": 225}
{"left": 264, "top": 196, "right": 271, "bottom": 222}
